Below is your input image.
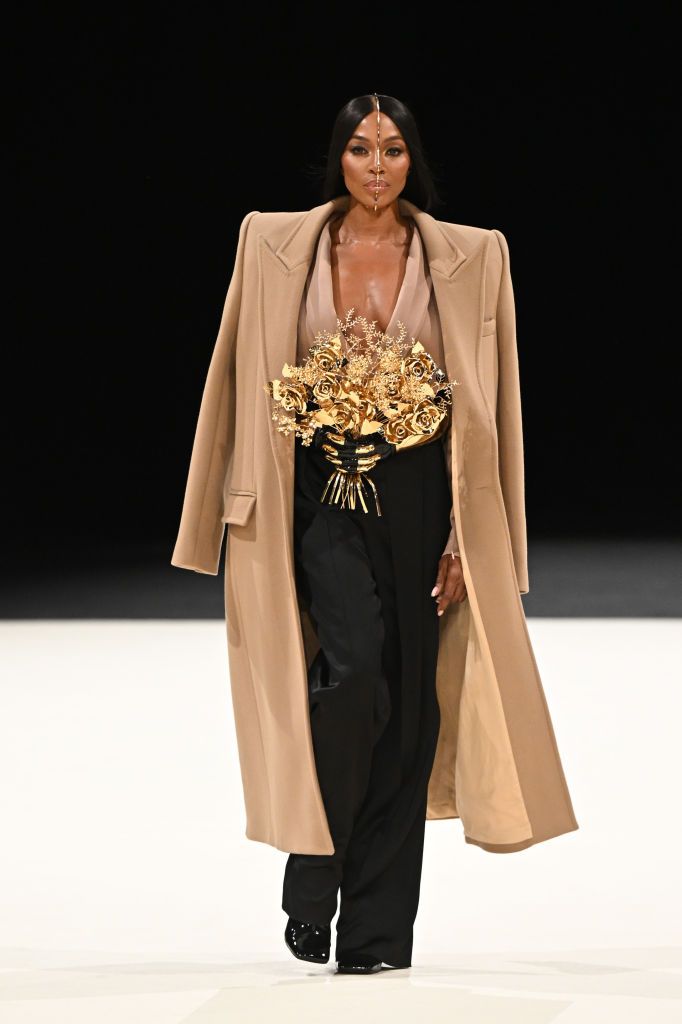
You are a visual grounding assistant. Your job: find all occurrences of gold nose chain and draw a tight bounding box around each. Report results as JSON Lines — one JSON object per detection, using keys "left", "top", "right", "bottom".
{"left": 372, "top": 91, "right": 382, "bottom": 214}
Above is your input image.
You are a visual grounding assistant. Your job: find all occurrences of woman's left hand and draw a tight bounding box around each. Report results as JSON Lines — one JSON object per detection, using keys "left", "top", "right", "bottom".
{"left": 431, "top": 554, "right": 467, "bottom": 616}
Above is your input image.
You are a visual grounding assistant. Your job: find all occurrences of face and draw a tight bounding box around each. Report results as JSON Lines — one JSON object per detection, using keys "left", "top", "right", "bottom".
{"left": 340, "top": 108, "right": 411, "bottom": 210}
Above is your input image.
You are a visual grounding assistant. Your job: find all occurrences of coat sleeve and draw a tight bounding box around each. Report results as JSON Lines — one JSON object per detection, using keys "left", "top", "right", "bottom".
{"left": 491, "top": 228, "right": 529, "bottom": 595}
{"left": 171, "top": 210, "right": 259, "bottom": 575}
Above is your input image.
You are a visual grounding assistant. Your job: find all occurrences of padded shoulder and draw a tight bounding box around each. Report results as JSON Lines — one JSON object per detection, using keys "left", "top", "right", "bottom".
{"left": 434, "top": 219, "right": 496, "bottom": 258}
{"left": 247, "top": 210, "right": 308, "bottom": 244}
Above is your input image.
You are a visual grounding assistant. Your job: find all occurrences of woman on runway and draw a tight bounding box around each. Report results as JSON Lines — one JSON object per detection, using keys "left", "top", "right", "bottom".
{"left": 281, "top": 93, "right": 466, "bottom": 973}
{"left": 170, "top": 92, "right": 579, "bottom": 977}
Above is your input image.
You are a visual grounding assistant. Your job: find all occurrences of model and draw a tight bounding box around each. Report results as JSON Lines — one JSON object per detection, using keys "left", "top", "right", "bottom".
{"left": 171, "top": 92, "right": 579, "bottom": 976}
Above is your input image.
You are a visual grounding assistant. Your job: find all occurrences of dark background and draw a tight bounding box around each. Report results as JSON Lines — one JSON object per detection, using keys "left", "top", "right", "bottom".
{"left": 6, "top": 6, "right": 679, "bottom": 614}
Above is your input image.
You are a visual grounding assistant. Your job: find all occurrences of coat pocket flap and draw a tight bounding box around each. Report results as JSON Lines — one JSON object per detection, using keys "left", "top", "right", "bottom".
{"left": 221, "top": 490, "right": 256, "bottom": 526}
{"left": 481, "top": 317, "right": 497, "bottom": 337}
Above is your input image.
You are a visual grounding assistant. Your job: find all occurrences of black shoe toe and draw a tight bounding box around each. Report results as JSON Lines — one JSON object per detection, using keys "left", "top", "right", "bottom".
{"left": 284, "top": 916, "right": 331, "bottom": 964}
{"left": 335, "top": 951, "right": 383, "bottom": 974}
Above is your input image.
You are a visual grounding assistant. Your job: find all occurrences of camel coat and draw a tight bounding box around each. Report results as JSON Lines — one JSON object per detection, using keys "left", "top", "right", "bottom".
{"left": 171, "top": 194, "right": 579, "bottom": 855}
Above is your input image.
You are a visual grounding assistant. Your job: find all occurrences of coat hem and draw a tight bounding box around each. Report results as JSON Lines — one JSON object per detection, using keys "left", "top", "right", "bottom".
{"left": 246, "top": 828, "right": 335, "bottom": 856}
{"left": 464, "top": 820, "right": 579, "bottom": 853}
{"left": 170, "top": 557, "right": 219, "bottom": 576}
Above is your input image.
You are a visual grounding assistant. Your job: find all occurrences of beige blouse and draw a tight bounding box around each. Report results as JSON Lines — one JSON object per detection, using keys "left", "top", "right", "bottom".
{"left": 296, "top": 216, "right": 460, "bottom": 558}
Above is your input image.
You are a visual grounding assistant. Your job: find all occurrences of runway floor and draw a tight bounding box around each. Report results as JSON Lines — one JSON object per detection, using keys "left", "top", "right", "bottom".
{"left": 0, "top": 616, "right": 680, "bottom": 1022}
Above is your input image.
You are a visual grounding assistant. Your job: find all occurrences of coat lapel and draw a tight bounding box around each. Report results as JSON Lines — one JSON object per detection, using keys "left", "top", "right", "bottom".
{"left": 421, "top": 213, "right": 494, "bottom": 490}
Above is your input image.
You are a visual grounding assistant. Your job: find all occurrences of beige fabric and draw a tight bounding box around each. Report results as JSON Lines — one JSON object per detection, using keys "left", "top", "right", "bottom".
{"left": 171, "top": 195, "right": 580, "bottom": 856}
{"left": 297, "top": 217, "right": 460, "bottom": 556}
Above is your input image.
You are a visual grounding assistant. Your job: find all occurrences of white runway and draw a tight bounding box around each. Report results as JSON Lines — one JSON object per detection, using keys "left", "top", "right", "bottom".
{"left": 1, "top": 619, "right": 681, "bottom": 1022}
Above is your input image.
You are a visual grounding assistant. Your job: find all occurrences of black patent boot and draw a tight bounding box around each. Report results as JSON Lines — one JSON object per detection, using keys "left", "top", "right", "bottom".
{"left": 335, "top": 951, "right": 383, "bottom": 974}
{"left": 284, "top": 916, "right": 331, "bottom": 964}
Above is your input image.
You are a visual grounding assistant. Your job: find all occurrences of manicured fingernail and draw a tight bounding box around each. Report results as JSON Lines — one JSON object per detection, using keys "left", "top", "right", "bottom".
{"left": 437, "top": 609, "right": 443, "bottom": 616}
{"left": 431, "top": 586, "right": 439, "bottom": 596}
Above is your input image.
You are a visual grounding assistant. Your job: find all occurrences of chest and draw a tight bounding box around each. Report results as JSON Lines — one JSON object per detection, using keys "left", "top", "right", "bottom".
{"left": 329, "top": 241, "right": 410, "bottom": 334}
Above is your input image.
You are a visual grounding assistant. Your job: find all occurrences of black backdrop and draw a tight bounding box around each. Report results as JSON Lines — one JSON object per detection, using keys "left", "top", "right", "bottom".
{"left": 8, "top": 6, "right": 678, "bottom": 573}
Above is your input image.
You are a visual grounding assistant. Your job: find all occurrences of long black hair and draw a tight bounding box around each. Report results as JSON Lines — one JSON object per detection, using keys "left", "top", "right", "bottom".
{"left": 309, "top": 94, "right": 445, "bottom": 214}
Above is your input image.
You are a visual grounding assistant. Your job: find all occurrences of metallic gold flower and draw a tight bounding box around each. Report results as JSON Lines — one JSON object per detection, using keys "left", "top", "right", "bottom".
{"left": 310, "top": 337, "right": 344, "bottom": 372}
{"left": 408, "top": 397, "right": 442, "bottom": 434}
{"left": 384, "top": 414, "right": 418, "bottom": 444}
{"left": 268, "top": 379, "right": 308, "bottom": 414}
{"left": 402, "top": 344, "right": 434, "bottom": 381}
{"left": 372, "top": 374, "right": 404, "bottom": 403}
{"left": 355, "top": 397, "right": 379, "bottom": 422}
{"left": 329, "top": 400, "right": 360, "bottom": 433}
{"left": 312, "top": 372, "right": 343, "bottom": 403}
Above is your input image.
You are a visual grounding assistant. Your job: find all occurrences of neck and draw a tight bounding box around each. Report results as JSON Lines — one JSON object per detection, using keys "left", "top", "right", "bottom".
{"left": 334, "top": 196, "right": 411, "bottom": 243}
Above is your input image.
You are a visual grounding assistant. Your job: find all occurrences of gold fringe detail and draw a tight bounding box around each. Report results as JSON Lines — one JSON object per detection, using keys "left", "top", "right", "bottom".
{"left": 320, "top": 468, "right": 381, "bottom": 515}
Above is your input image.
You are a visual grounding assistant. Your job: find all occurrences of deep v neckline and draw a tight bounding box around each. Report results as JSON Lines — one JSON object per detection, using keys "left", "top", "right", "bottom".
{"left": 326, "top": 218, "right": 417, "bottom": 336}
{"left": 299, "top": 213, "right": 434, "bottom": 357}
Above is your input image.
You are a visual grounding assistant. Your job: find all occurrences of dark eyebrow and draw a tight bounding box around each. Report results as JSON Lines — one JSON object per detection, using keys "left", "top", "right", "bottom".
{"left": 349, "top": 133, "right": 404, "bottom": 143}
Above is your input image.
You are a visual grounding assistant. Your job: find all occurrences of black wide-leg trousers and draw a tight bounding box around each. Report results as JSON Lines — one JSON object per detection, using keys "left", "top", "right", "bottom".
{"left": 281, "top": 430, "right": 452, "bottom": 968}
